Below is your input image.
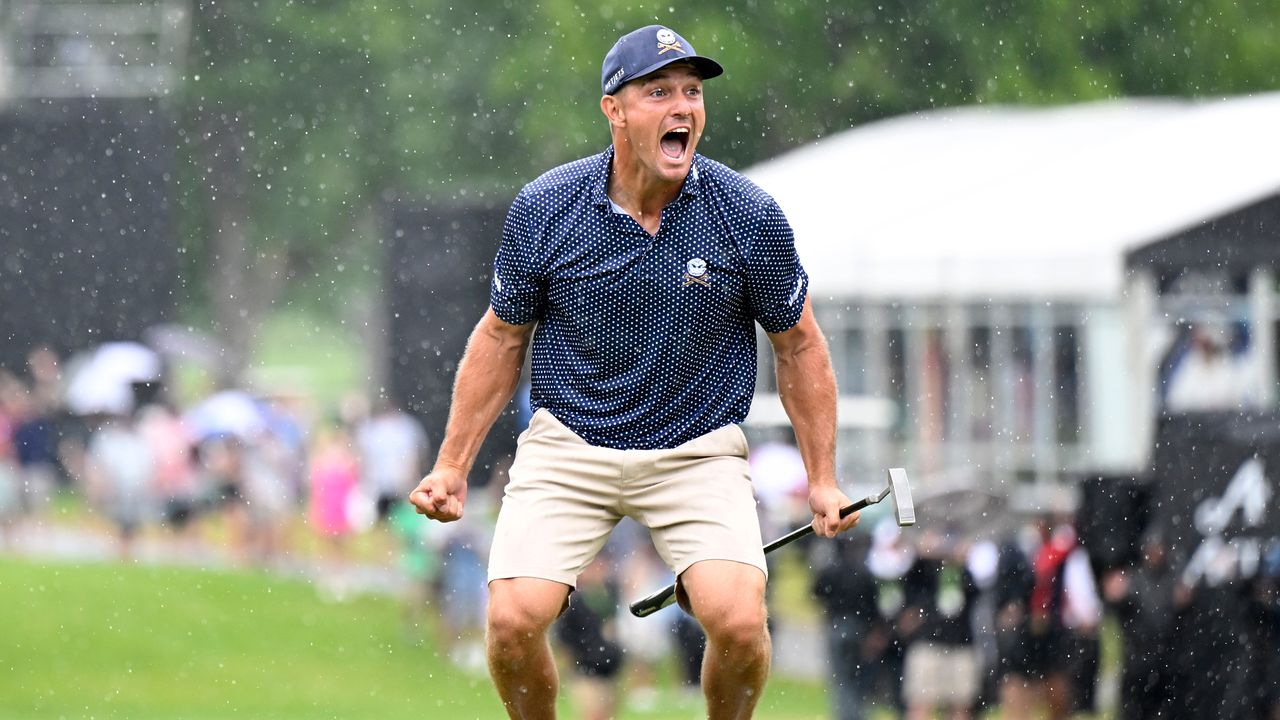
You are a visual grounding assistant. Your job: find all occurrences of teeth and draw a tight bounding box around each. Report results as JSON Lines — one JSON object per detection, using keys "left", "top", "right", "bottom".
{"left": 669, "top": 128, "right": 689, "bottom": 133}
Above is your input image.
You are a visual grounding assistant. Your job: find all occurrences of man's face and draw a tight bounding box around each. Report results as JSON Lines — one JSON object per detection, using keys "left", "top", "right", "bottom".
{"left": 611, "top": 64, "right": 705, "bottom": 184}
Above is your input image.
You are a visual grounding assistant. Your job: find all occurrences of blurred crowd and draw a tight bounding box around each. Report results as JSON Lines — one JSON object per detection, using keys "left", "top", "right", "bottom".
{"left": 4, "top": 341, "right": 1280, "bottom": 719}
{"left": 809, "top": 515, "right": 1104, "bottom": 720}
{"left": 549, "top": 454, "right": 1280, "bottom": 719}
{"left": 806, "top": 514, "right": 1280, "bottom": 720}
{"left": 0, "top": 342, "right": 436, "bottom": 594}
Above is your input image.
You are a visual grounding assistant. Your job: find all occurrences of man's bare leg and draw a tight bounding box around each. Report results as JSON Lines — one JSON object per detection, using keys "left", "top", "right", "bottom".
{"left": 486, "top": 577, "right": 571, "bottom": 719}
{"left": 680, "top": 560, "right": 771, "bottom": 720}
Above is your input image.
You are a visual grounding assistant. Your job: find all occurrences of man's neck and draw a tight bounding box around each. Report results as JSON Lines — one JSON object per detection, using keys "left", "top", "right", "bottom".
{"left": 607, "top": 147, "right": 685, "bottom": 221}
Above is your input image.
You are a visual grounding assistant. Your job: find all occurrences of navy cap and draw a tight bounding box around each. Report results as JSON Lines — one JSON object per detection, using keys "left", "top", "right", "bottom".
{"left": 601, "top": 25, "right": 723, "bottom": 95}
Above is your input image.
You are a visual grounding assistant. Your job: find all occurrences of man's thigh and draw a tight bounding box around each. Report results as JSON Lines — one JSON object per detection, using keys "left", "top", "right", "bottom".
{"left": 624, "top": 424, "right": 767, "bottom": 579}
{"left": 488, "top": 409, "right": 623, "bottom": 586}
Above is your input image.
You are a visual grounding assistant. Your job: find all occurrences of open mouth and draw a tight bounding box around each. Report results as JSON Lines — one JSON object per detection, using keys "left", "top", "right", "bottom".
{"left": 660, "top": 128, "right": 690, "bottom": 160}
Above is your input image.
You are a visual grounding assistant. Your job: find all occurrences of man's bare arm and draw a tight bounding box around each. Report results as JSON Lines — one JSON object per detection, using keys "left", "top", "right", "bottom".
{"left": 766, "top": 296, "right": 855, "bottom": 537}
{"left": 409, "top": 307, "right": 534, "bottom": 521}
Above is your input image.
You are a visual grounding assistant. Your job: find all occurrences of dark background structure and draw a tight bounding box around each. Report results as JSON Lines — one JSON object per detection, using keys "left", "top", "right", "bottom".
{"left": 0, "top": 99, "right": 179, "bottom": 371}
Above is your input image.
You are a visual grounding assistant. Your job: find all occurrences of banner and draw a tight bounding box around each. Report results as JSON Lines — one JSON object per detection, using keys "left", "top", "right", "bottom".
{"left": 1151, "top": 412, "right": 1279, "bottom": 585}
{"left": 1149, "top": 412, "right": 1280, "bottom": 719}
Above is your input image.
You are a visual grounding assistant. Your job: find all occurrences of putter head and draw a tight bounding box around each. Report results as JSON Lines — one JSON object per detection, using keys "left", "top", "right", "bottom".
{"left": 887, "top": 468, "right": 916, "bottom": 526}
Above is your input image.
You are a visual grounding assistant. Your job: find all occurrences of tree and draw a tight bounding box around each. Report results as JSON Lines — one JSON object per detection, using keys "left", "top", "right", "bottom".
{"left": 173, "top": 0, "right": 1280, "bottom": 385}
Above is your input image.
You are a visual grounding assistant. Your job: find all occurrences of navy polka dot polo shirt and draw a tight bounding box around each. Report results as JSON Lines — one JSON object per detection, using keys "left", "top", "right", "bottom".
{"left": 491, "top": 145, "right": 809, "bottom": 450}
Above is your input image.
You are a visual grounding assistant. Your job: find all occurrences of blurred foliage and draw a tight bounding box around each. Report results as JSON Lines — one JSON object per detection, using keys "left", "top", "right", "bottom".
{"left": 172, "top": 0, "right": 1280, "bottom": 314}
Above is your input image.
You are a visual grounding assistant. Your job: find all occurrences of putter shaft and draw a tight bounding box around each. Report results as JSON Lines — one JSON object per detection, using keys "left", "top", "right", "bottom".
{"left": 629, "top": 469, "right": 912, "bottom": 618}
{"left": 632, "top": 495, "right": 877, "bottom": 618}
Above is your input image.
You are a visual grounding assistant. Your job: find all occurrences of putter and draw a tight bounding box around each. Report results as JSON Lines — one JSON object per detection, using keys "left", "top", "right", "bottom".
{"left": 628, "top": 467, "right": 916, "bottom": 618}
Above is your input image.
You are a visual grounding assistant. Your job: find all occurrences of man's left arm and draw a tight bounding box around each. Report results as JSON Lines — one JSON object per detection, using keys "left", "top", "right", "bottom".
{"left": 767, "top": 295, "right": 858, "bottom": 538}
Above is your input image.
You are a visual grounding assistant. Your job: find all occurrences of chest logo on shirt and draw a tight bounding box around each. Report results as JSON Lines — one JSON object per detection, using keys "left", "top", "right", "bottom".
{"left": 682, "top": 258, "right": 710, "bottom": 287}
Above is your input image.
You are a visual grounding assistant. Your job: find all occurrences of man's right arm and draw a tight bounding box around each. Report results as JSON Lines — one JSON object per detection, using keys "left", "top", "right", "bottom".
{"left": 408, "top": 307, "right": 534, "bottom": 522}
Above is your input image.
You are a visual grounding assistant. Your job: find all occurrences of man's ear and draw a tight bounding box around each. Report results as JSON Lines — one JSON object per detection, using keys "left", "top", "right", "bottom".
{"left": 600, "top": 93, "right": 626, "bottom": 128}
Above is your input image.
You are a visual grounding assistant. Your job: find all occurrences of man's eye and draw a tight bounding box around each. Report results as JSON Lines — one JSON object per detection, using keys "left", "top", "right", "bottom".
{"left": 650, "top": 88, "right": 666, "bottom": 97}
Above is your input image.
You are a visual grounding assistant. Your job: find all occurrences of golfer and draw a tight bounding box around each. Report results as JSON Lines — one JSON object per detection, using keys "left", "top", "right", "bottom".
{"left": 409, "top": 24, "right": 858, "bottom": 719}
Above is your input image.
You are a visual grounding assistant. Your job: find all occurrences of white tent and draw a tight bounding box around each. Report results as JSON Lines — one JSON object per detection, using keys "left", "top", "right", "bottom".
{"left": 744, "top": 92, "right": 1280, "bottom": 302}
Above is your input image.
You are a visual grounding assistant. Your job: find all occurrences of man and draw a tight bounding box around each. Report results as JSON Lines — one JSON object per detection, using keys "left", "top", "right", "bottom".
{"left": 354, "top": 396, "right": 428, "bottom": 521}
{"left": 1101, "top": 530, "right": 1184, "bottom": 720}
{"left": 409, "top": 24, "right": 857, "bottom": 720}
{"left": 811, "top": 530, "right": 881, "bottom": 720}
{"left": 898, "top": 528, "right": 981, "bottom": 720}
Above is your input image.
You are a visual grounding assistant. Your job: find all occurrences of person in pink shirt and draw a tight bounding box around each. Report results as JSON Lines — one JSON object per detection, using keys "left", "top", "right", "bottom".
{"left": 136, "top": 402, "right": 200, "bottom": 545}
{"left": 308, "top": 422, "right": 361, "bottom": 598}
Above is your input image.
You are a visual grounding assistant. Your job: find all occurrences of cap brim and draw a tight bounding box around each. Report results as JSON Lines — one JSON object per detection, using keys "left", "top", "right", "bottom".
{"left": 615, "top": 56, "right": 724, "bottom": 92}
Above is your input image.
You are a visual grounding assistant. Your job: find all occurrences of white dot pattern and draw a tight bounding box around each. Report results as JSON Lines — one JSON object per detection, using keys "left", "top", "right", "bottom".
{"left": 491, "top": 146, "right": 809, "bottom": 450}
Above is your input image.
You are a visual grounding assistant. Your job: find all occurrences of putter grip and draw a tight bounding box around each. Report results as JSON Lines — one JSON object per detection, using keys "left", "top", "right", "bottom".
{"left": 629, "top": 583, "right": 678, "bottom": 618}
{"left": 761, "top": 497, "right": 869, "bottom": 553}
{"left": 627, "top": 498, "right": 870, "bottom": 618}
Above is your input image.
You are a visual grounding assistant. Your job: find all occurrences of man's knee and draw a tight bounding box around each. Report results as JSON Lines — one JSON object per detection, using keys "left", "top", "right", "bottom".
{"left": 486, "top": 578, "right": 569, "bottom": 647}
{"left": 680, "top": 562, "right": 768, "bottom": 649}
{"left": 701, "top": 598, "right": 768, "bottom": 649}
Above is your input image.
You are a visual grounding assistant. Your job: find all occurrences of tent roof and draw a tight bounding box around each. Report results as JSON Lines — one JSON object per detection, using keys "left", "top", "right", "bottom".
{"left": 743, "top": 92, "right": 1280, "bottom": 302}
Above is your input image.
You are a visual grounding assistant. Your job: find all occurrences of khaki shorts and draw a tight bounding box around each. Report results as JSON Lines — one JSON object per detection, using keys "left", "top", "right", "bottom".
{"left": 488, "top": 409, "right": 767, "bottom": 587}
{"left": 903, "top": 642, "right": 980, "bottom": 707}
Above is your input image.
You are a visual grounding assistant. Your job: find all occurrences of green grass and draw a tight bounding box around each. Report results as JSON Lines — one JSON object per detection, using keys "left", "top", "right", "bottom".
{"left": 0, "top": 556, "right": 833, "bottom": 719}
{"left": 166, "top": 308, "right": 369, "bottom": 412}
{"left": 248, "top": 309, "right": 369, "bottom": 410}
{"left": 0, "top": 558, "right": 499, "bottom": 719}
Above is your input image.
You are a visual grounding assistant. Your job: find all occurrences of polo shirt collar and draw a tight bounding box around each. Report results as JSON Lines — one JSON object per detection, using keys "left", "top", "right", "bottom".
{"left": 592, "top": 145, "right": 703, "bottom": 208}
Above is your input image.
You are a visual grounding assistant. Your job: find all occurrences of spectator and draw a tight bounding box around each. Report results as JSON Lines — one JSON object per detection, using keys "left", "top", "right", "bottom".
{"left": 242, "top": 429, "right": 300, "bottom": 566}
{"left": 994, "top": 527, "right": 1038, "bottom": 720}
{"left": 135, "top": 402, "right": 201, "bottom": 546}
{"left": 748, "top": 429, "right": 809, "bottom": 539}
{"left": 435, "top": 481, "right": 499, "bottom": 673}
{"left": 811, "top": 530, "right": 880, "bottom": 720}
{"left": 899, "top": 526, "right": 981, "bottom": 720}
{"left": 672, "top": 610, "right": 707, "bottom": 694}
{"left": 554, "top": 553, "right": 625, "bottom": 720}
{"left": 355, "top": 396, "right": 428, "bottom": 522}
{"left": 613, "top": 521, "right": 673, "bottom": 711}
{"left": 867, "top": 519, "right": 914, "bottom": 714}
{"left": 82, "top": 412, "right": 155, "bottom": 558}
{"left": 964, "top": 537, "right": 1002, "bottom": 714}
{"left": 1165, "top": 322, "right": 1257, "bottom": 412}
{"left": 307, "top": 422, "right": 360, "bottom": 599}
{"left": 196, "top": 435, "right": 251, "bottom": 564}
{"left": 11, "top": 382, "right": 60, "bottom": 516}
{"left": 25, "top": 345, "right": 66, "bottom": 418}
{"left": 1027, "top": 517, "right": 1101, "bottom": 720}
{"left": 26, "top": 346, "right": 71, "bottom": 491}
{"left": 388, "top": 498, "right": 445, "bottom": 645}
{"left": 1102, "top": 529, "right": 1184, "bottom": 720}
{"left": 0, "top": 371, "right": 24, "bottom": 546}
{"left": 1260, "top": 543, "right": 1280, "bottom": 720}
{"left": 1061, "top": 527, "right": 1103, "bottom": 717}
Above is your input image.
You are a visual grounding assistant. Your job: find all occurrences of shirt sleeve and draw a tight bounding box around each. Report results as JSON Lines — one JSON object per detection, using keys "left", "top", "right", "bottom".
{"left": 490, "top": 191, "right": 547, "bottom": 325}
{"left": 746, "top": 197, "right": 809, "bottom": 333}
